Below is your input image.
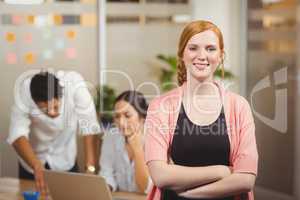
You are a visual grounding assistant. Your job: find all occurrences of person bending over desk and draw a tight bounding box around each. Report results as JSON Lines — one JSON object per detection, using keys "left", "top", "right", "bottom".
{"left": 7, "top": 70, "right": 100, "bottom": 197}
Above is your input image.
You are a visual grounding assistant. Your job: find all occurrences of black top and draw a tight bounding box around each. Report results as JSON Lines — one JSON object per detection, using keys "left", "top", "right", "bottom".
{"left": 161, "top": 103, "right": 234, "bottom": 200}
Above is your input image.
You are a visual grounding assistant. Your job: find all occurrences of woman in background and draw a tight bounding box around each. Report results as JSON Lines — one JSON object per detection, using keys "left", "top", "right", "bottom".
{"left": 144, "top": 20, "right": 258, "bottom": 200}
{"left": 99, "top": 90, "right": 151, "bottom": 194}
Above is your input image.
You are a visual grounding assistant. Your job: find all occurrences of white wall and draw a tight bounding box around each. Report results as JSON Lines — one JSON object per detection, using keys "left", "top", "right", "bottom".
{"left": 106, "top": 23, "right": 185, "bottom": 96}
{"left": 105, "top": 2, "right": 190, "bottom": 96}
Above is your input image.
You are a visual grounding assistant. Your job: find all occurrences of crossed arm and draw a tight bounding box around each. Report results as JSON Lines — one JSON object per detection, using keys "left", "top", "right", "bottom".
{"left": 148, "top": 160, "right": 256, "bottom": 198}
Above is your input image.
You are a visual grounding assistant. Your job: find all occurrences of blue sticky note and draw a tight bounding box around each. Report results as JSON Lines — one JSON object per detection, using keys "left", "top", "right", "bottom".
{"left": 22, "top": 191, "right": 40, "bottom": 200}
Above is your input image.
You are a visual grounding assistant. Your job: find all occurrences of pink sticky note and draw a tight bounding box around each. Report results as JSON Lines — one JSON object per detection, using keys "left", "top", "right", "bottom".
{"left": 6, "top": 53, "right": 17, "bottom": 64}
{"left": 12, "top": 15, "right": 22, "bottom": 25}
{"left": 65, "top": 47, "right": 76, "bottom": 59}
{"left": 24, "top": 33, "right": 33, "bottom": 44}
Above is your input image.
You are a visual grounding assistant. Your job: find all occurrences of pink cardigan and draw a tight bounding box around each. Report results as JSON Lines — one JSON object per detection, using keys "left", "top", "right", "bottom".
{"left": 144, "top": 81, "right": 258, "bottom": 200}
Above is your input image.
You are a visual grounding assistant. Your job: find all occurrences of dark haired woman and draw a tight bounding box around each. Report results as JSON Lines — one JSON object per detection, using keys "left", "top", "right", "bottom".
{"left": 99, "top": 90, "right": 151, "bottom": 194}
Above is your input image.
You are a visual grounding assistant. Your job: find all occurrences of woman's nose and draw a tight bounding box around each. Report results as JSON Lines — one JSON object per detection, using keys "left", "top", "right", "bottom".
{"left": 119, "top": 117, "right": 127, "bottom": 129}
{"left": 196, "top": 49, "right": 206, "bottom": 60}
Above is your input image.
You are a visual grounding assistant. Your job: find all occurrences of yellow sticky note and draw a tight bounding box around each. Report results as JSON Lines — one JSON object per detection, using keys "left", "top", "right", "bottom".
{"left": 80, "top": 13, "right": 97, "bottom": 27}
{"left": 54, "top": 15, "right": 62, "bottom": 25}
{"left": 66, "top": 30, "right": 76, "bottom": 40}
{"left": 24, "top": 52, "right": 36, "bottom": 64}
{"left": 6, "top": 32, "right": 16, "bottom": 43}
{"left": 27, "top": 15, "right": 35, "bottom": 25}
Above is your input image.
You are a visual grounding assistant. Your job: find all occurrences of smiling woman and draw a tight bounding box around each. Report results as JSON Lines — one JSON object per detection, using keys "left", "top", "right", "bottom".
{"left": 144, "top": 20, "right": 258, "bottom": 200}
{"left": 177, "top": 20, "right": 225, "bottom": 85}
{"left": 182, "top": 30, "right": 222, "bottom": 82}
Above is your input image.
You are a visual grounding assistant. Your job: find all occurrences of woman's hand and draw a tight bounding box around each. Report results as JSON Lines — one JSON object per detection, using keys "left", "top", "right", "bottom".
{"left": 178, "top": 190, "right": 195, "bottom": 198}
{"left": 124, "top": 129, "right": 149, "bottom": 193}
{"left": 126, "top": 132, "right": 143, "bottom": 156}
{"left": 178, "top": 172, "right": 256, "bottom": 199}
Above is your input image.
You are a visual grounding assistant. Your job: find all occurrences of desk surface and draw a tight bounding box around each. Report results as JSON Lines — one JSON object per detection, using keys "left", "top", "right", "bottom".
{"left": 0, "top": 177, "right": 146, "bottom": 200}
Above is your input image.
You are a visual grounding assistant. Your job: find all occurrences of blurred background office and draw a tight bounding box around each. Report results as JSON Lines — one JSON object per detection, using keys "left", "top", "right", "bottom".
{"left": 0, "top": 0, "right": 299, "bottom": 199}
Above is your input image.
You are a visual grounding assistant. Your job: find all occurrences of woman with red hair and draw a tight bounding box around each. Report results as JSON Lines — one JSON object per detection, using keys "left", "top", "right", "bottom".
{"left": 144, "top": 20, "right": 258, "bottom": 200}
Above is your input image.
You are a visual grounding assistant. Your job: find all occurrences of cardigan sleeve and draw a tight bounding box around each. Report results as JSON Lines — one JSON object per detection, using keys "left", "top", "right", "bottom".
{"left": 232, "top": 98, "right": 258, "bottom": 176}
{"left": 144, "top": 99, "right": 170, "bottom": 164}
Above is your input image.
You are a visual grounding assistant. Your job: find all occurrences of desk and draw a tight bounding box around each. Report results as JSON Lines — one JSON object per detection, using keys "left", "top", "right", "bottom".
{"left": 0, "top": 177, "right": 146, "bottom": 200}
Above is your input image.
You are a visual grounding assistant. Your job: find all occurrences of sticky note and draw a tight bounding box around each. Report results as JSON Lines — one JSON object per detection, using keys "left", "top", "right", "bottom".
{"left": 80, "top": 13, "right": 97, "bottom": 27}
{"left": 35, "top": 15, "right": 47, "bottom": 27}
{"left": 6, "top": 53, "right": 17, "bottom": 64}
{"left": 2, "top": 14, "right": 12, "bottom": 25}
{"left": 65, "top": 48, "right": 76, "bottom": 59}
{"left": 12, "top": 15, "right": 22, "bottom": 25}
{"left": 24, "top": 52, "right": 36, "bottom": 64}
{"left": 43, "top": 50, "right": 53, "bottom": 60}
{"left": 62, "top": 15, "right": 80, "bottom": 25}
{"left": 66, "top": 30, "right": 76, "bottom": 40}
{"left": 27, "top": 15, "right": 35, "bottom": 25}
{"left": 6, "top": 32, "right": 16, "bottom": 43}
{"left": 53, "top": 15, "right": 62, "bottom": 25}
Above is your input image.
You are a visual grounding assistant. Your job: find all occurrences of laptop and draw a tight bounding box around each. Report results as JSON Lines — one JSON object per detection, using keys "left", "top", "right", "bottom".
{"left": 44, "top": 170, "right": 126, "bottom": 200}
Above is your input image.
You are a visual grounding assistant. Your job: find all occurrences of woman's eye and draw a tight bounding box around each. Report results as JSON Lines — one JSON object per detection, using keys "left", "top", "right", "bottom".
{"left": 189, "top": 47, "right": 197, "bottom": 51}
{"left": 207, "top": 47, "right": 216, "bottom": 52}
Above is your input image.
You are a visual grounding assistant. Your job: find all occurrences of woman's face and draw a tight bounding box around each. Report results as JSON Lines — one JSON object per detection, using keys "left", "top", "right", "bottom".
{"left": 114, "top": 100, "right": 144, "bottom": 137}
{"left": 182, "top": 30, "right": 222, "bottom": 82}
